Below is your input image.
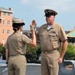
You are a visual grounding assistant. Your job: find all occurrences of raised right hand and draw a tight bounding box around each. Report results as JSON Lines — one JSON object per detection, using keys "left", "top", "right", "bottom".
{"left": 30, "top": 20, "right": 36, "bottom": 31}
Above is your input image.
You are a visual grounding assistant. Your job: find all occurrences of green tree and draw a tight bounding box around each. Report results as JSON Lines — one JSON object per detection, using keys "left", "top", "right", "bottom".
{"left": 0, "top": 43, "right": 6, "bottom": 59}
{"left": 64, "top": 43, "right": 75, "bottom": 60}
{"left": 0, "top": 43, "right": 5, "bottom": 53}
{"left": 26, "top": 44, "right": 41, "bottom": 63}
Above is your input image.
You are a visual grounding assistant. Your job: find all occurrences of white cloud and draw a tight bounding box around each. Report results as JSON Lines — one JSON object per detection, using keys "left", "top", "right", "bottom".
{"left": 21, "top": 0, "right": 75, "bottom": 13}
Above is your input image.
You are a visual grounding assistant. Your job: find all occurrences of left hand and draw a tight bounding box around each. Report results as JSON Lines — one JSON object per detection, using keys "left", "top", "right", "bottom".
{"left": 58, "top": 57, "right": 63, "bottom": 64}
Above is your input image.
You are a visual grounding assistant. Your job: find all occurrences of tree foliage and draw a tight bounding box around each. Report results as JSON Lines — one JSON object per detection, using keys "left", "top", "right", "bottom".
{"left": 0, "top": 43, "right": 75, "bottom": 62}
{"left": 26, "top": 44, "right": 41, "bottom": 63}
{"left": 64, "top": 43, "right": 75, "bottom": 60}
{"left": 0, "top": 43, "right": 5, "bottom": 53}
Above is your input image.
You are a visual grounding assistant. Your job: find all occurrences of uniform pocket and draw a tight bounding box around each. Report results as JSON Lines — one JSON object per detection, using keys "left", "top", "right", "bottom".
{"left": 52, "top": 41, "right": 59, "bottom": 49}
{"left": 49, "top": 33, "right": 58, "bottom": 41}
{"left": 49, "top": 33, "right": 59, "bottom": 49}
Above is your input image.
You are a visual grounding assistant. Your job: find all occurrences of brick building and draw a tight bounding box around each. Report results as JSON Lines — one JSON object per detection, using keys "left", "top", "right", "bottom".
{"left": 0, "top": 7, "right": 13, "bottom": 45}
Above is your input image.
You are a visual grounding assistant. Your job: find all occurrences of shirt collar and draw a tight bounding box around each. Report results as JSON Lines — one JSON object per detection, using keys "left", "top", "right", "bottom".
{"left": 44, "top": 23, "right": 55, "bottom": 29}
{"left": 13, "top": 31, "right": 22, "bottom": 34}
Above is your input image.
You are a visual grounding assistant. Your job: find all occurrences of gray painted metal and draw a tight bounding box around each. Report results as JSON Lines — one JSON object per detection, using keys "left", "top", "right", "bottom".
{"left": 2, "top": 63, "right": 41, "bottom": 75}
{"left": 1, "top": 60, "right": 75, "bottom": 75}
{"left": 26, "top": 63, "right": 41, "bottom": 75}
{"left": 59, "top": 60, "right": 75, "bottom": 75}
{"left": 0, "top": 60, "right": 6, "bottom": 75}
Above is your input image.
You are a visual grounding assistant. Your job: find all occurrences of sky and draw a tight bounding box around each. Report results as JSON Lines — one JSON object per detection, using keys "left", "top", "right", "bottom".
{"left": 0, "top": 0, "right": 75, "bottom": 31}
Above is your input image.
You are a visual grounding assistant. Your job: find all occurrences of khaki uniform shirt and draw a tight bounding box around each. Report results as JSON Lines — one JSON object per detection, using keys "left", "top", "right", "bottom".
{"left": 5, "top": 31, "right": 31, "bottom": 56}
{"left": 38, "top": 22, "right": 67, "bottom": 52}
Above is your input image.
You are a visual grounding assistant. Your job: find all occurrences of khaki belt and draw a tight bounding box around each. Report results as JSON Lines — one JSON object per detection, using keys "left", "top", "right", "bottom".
{"left": 42, "top": 49, "right": 57, "bottom": 54}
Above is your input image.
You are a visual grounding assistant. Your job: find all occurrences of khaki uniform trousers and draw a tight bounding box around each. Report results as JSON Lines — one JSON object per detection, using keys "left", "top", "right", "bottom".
{"left": 41, "top": 50, "right": 60, "bottom": 75}
{"left": 8, "top": 55, "right": 26, "bottom": 75}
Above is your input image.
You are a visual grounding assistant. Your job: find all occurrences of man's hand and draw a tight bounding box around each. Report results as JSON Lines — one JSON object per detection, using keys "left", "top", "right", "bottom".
{"left": 58, "top": 40, "right": 68, "bottom": 64}
{"left": 30, "top": 20, "right": 36, "bottom": 31}
{"left": 58, "top": 57, "right": 63, "bottom": 64}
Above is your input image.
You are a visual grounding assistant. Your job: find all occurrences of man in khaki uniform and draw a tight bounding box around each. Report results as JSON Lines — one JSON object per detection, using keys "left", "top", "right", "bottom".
{"left": 31, "top": 9, "right": 68, "bottom": 75}
{"left": 5, "top": 18, "right": 36, "bottom": 75}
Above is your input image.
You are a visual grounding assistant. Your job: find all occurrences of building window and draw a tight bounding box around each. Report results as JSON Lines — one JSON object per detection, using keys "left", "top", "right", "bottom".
{"left": 8, "top": 13, "right": 10, "bottom": 16}
{"left": 3, "top": 12, "right": 6, "bottom": 16}
{"left": 3, "top": 20, "right": 5, "bottom": 24}
{"left": 0, "top": 19, "right": 1, "bottom": 23}
{"left": 7, "top": 21, "right": 10, "bottom": 25}
{"left": 2, "top": 29, "right": 4, "bottom": 33}
{"left": 7, "top": 30, "right": 10, "bottom": 34}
